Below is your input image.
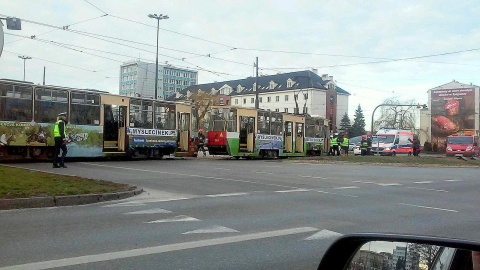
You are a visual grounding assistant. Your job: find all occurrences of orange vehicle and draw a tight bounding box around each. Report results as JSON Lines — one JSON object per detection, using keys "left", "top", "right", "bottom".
{"left": 446, "top": 131, "right": 479, "bottom": 157}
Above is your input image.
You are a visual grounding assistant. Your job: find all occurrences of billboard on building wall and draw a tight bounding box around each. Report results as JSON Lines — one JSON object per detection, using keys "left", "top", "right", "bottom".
{"left": 430, "top": 88, "right": 476, "bottom": 149}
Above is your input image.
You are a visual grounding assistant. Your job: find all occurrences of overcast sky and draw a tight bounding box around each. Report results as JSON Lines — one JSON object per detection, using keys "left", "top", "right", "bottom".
{"left": 1, "top": 1, "right": 479, "bottom": 126}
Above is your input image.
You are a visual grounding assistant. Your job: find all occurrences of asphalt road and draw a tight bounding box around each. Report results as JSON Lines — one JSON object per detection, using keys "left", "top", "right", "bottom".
{"left": 1, "top": 157, "right": 479, "bottom": 269}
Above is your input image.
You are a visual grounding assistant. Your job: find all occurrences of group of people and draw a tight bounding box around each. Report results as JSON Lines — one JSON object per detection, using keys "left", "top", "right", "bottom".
{"left": 327, "top": 133, "right": 351, "bottom": 156}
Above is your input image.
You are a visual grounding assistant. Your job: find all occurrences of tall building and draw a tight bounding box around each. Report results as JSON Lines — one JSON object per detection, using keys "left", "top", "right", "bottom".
{"left": 119, "top": 60, "right": 198, "bottom": 100}
{"left": 170, "top": 70, "right": 349, "bottom": 131}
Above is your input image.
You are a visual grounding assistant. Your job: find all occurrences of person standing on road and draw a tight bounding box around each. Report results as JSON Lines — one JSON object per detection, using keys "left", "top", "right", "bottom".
{"left": 341, "top": 133, "right": 349, "bottom": 156}
{"left": 53, "top": 112, "right": 69, "bottom": 168}
{"left": 327, "top": 134, "right": 334, "bottom": 156}
{"left": 408, "top": 135, "right": 421, "bottom": 156}
{"left": 197, "top": 129, "right": 206, "bottom": 157}
{"left": 360, "top": 135, "right": 368, "bottom": 156}
{"left": 331, "top": 133, "right": 340, "bottom": 156}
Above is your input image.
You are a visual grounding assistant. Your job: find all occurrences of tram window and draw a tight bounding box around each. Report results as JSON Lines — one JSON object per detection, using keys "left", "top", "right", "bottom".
{"left": 70, "top": 92, "right": 100, "bottom": 125}
{"left": 154, "top": 102, "right": 175, "bottom": 130}
{"left": 257, "top": 111, "right": 270, "bottom": 134}
{"left": 0, "top": 84, "right": 33, "bottom": 121}
{"left": 270, "top": 112, "right": 283, "bottom": 135}
{"left": 34, "top": 88, "right": 68, "bottom": 123}
{"left": 129, "top": 99, "right": 153, "bottom": 129}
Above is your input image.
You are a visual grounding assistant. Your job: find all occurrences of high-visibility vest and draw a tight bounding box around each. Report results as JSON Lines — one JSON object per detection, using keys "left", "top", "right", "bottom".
{"left": 54, "top": 120, "right": 66, "bottom": 138}
{"left": 331, "top": 138, "right": 338, "bottom": 146}
{"left": 361, "top": 140, "right": 368, "bottom": 149}
{"left": 341, "top": 138, "right": 349, "bottom": 147}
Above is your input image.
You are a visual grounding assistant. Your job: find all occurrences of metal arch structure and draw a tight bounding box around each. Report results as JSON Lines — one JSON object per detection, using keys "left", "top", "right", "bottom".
{"left": 370, "top": 103, "right": 427, "bottom": 133}
{"left": 0, "top": 20, "right": 4, "bottom": 58}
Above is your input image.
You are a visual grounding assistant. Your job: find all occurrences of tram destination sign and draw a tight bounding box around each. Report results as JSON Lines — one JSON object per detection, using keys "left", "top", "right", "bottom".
{"left": 255, "top": 134, "right": 283, "bottom": 141}
{"left": 127, "top": 128, "right": 177, "bottom": 137}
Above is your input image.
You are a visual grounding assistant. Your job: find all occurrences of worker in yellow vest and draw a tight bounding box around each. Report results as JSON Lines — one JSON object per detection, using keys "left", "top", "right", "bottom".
{"left": 341, "top": 134, "right": 350, "bottom": 156}
{"left": 330, "top": 133, "right": 340, "bottom": 156}
{"left": 53, "top": 112, "right": 69, "bottom": 168}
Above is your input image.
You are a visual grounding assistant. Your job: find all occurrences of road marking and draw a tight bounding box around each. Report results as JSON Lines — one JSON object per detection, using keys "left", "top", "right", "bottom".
{"left": 253, "top": 171, "right": 274, "bottom": 174}
{"left": 304, "top": 229, "right": 343, "bottom": 240}
{"left": 0, "top": 227, "right": 318, "bottom": 270}
{"left": 214, "top": 168, "right": 231, "bottom": 171}
{"left": 103, "top": 202, "right": 146, "bottom": 207}
{"left": 407, "top": 187, "right": 449, "bottom": 193}
{"left": 317, "top": 190, "right": 359, "bottom": 198}
{"left": 333, "top": 186, "right": 360, "bottom": 190}
{"left": 398, "top": 203, "right": 458, "bottom": 213}
{"left": 124, "top": 208, "right": 172, "bottom": 215}
{"left": 445, "top": 179, "right": 462, "bottom": 182}
{"left": 205, "top": 193, "right": 249, "bottom": 198}
{"left": 81, "top": 163, "right": 298, "bottom": 189}
{"left": 414, "top": 181, "right": 433, "bottom": 184}
{"left": 275, "top": 189, "right": 310, "bottom": 193}
{"left": 146, "top": 215, "right": 200, "bottom": 223}
{"left": 299, "top": 175, "right": 327, "bottom": 179}
{"left": 263, "top": 165, "right": 282, "bottom": 168}
{"left": 352, "top": 181, "right": 374, "bottom": 184}
{"left": 182, "top": 226, "right": 238, "bottom": 234}
{"left": 377, "top": 183, "right": 402, "bottom": 186}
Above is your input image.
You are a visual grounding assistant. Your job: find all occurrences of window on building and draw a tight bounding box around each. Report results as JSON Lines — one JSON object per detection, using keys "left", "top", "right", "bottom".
{"left": 275, "top": 96, "right": 279, "bottom": 102}
{"left": 287, "top": 79, "right": 294, "bottom": 88}
{"left": 304, "top": 93, "right": 308, "bottom": 100}
{"left": 235, "top": 99, "right": 238, "bottom": 105}
{"left": 34, "top": 88, "right": 68, "bottom": 123}
{"left": 226, "top": 100, "right": 230, "bottom": 105}
{"left": 270, "top": 81, "right": 275, "bottom": 89}
{"left": 259, "top": 97, "right": 262, "bottom": 103}
{"left": 243, "top": 98, "right": 246, "bottom": 104}
{"left": 70, "top": 92, "right": 100, "bottom": 125}
{"left": 267, "top": 97, "right": 271, "bottom": 102}
{"left": 275, "top": 108, "right": 279, "bottom": 112}
{"left": 303, "top": 107, "right": 308, "bottom": 114}
{"left": 284, "top": 108, "right": 288, "bottom": 113}
{"left": 0, "top": 83, "right": 33, "bottom": 121}
{"left": 285, "top": 95, "right": 289, "bottom": 101}
{"left": 251, "top": 98, "right": 254, "bottom": 103}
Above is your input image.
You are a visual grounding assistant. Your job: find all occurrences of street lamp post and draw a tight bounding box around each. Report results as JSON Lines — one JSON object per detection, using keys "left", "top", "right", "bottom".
{"left": 18, "top": 55, "right": 31, "bottom": 81}
{"left": 148, "top": 13, "right": 169, "bottom": 100}
{"left": 370, "top": 103, "right": 427, "bottom": 133}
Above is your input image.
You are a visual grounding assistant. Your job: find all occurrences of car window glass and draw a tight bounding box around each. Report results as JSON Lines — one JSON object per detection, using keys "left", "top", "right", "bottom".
{"left": 432, "top": 247, "right": 456, "bottom": 270}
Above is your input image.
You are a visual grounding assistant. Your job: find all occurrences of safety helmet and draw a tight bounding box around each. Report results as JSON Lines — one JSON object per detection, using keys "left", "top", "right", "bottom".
{"left": 334, "top": 133, "right": 338, "bottom": 136}
{"left": 58, "top": 112, "right": 67, "bottom": 117}
{"left": 198, "top": 129, "right": 203, "bottom": 133}
{"left": 362, "top": 135, "right": 366, "bottom": 139}
{"left": 330, "top": 135, "right": 333, "bottom": 138}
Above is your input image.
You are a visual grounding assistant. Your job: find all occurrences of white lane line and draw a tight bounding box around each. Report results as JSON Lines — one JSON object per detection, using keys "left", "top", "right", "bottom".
{"left": 398, "top": 203, "right": 458, "bottom": 213}
{"left": 317, "top": 190, "right": 359, "bottom": 198}
{"left": 352, "top": 180, "right": 374, "bottom": 184}
{"left": 182, "top": 226, "right": 238, "bottom": 235}
{"left": 333, "top": 186, "right": 360, "bottom": 190}
{"left": 103, "top": 202, "right": 146, "bottom": 207}
{"left": 414, "top": 181, "right": 433, "bottom": 184}
{"left": 377, "top": 183, "right": 402, "bottom": 186}
{"left": 214, "top": 168, "right": 231, "bottom": 171}
{"left": 299, "top": 175, "right": 327, "bottom": 179}
{"left": 445, "top": 179, "right": 462, "bottom": 182}
{"left": 0, "top": 227, "right": 318, "bottom": 270}
{"left": 81, "top": 163, "right": 298, "bottom": 189}
{"left": 146, "top": 215, "right": 200, "bottom": 223}
{"left": 304, "top": 229, "right": 343, "bottom": 240}
{"left": 407, "top": 187, "right": 449, "bottom": 193}
{"left": 263, "top": 165, "right": 282, "bottom": 168}
{"left": 253, "top": 171, "right": 274, "bottom": 175}
{"left": 124, "top": 208, "right": 172, "bottom": 215}
{"left": 205, "top": 193, "right": 249, "bottom": 198}
{"left": 275, "top": 189, "right": 310, "bottom": 193}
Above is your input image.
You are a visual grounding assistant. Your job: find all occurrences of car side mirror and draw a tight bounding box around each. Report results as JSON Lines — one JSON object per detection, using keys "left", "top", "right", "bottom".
{"left": 317, "top": 234, "right": 480, "bottom": 270}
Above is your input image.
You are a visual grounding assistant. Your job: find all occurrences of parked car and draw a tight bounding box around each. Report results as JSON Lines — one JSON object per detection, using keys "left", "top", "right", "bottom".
{"left": 348, "top": 136, "right": 362, "bottom": 151}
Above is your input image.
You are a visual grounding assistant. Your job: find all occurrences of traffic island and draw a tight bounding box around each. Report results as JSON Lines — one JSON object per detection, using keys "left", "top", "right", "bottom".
{"left": 0, "top": 165, "right": 143, "bottom": 210}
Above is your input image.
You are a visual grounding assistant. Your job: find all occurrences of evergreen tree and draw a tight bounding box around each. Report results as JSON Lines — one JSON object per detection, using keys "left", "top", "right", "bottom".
{"left": 350, "top": 104, "right": 366, "bottom": 137}
{"left": 338, "top": 113, "right": 352, "bottom": 135}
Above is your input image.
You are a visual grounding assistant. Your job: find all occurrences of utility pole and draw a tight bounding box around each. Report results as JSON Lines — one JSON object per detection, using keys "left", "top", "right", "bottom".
{"left": 43, "top": 66, "right": 45, "bottom": 85}
{"left": 255, "top": 57, "right": 259, "bottom": 109}
{"left": 18, "top": 55, "right": 31, "bottom": 81}
{"left": 148, "top": 13, "right": 169, "bottom": 100}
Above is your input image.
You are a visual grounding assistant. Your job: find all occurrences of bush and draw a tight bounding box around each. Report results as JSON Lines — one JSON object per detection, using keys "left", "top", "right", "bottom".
{"left": 423, "top": 142, "right": 432, "bottom": 152}
{"left": 432, "top": 142, "right": 438, "bottom": 152}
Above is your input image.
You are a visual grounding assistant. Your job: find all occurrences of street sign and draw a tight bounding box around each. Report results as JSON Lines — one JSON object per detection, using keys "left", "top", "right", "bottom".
{"left": 6, "top": 17, "right": 21, "bottom": 30}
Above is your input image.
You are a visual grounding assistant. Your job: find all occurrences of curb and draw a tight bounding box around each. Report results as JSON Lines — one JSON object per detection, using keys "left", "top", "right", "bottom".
{"left": 0, "top": 188, "right": 143, "bottom": 210}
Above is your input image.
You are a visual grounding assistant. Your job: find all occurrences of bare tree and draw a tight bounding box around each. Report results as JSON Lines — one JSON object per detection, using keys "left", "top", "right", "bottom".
{"left": 374, "top": 98, "right": 418, "bottom": 131}
{"left": 190, "top": 90, "right": 215, "bottom": 129}
{"left": 407, "top": 244, "right": 440, "bottom": 270}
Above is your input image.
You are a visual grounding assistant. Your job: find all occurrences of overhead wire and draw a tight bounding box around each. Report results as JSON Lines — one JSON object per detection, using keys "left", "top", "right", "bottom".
{"left": 83, "top": 0, "right": 108, "bottom": 15}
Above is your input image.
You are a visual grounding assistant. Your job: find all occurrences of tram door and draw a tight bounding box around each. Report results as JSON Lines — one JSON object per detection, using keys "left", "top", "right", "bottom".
{"left": 295, "top": 123, "right": 304, "bottom": 153}
{"left": 103, "top": 105, "right": 127, "bottom": 152}
{"left": 284, "top": 121, "right": 293, "bottom": 153}
{"left": 239, "top": 116, "right": 255, "bottom": 152}
{"left": 177, "top": 112, "right": 190, "bottom": 152}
